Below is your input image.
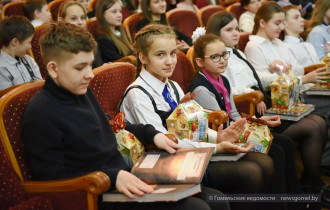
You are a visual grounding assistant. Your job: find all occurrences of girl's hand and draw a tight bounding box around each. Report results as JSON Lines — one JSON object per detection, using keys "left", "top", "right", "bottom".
{"left": 302, "top": 66, "right": 329, "bottom": 84}
{"left": 116, "top": 170, "right": 154, "bottom": 199}
{"left": 216, "top": 118, "right": 246, "bottom": 143}
{"left": 216, "top": 141, "right": 254, "bottom": 153}
{"left": 259, "top": 115, "right": 281, "bottom": 127}
{"left": 269, "top": 60, "right": 290, "bottom": 73}
{"left": 176, "top": 40, "right": 190, "bottom": 51}
{"left": 322, "top": 42, "right": 330, "bottom": 53}
{"left": 256, "top": 101, "right": 267, "bottom": 116}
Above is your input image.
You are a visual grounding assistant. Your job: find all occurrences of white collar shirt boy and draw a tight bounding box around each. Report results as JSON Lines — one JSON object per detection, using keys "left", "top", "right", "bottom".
{"left": 0, "top": 50, "right": 42, "bottom": 90}
{"left": 284, "top": 35, "right": 319, "bottom": 67}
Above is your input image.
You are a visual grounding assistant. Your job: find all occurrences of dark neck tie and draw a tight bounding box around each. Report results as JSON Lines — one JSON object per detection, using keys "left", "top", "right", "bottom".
{"left": 162, "top": 85, "right": 178, "bottom": 111}
{"left": 232, "top": 48, "right": 267, "bottom": 96}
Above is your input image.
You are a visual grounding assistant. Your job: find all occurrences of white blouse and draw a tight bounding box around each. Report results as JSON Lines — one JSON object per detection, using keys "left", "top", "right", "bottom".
{"left": 244, "top": 35, "right": 304, "bottom": 90}
{"left": 284, "top": 35, "right": 319, "bottom": 67}
{"left": 221, "top": 47, "right": 258, "bottom": 95}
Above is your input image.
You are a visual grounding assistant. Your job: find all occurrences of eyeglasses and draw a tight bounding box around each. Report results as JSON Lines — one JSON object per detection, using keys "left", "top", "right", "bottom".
{"left": 204, "top": 51, "right": 230, "bottom": 63}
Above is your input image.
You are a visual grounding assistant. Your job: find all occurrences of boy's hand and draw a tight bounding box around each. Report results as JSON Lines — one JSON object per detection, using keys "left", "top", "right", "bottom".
{"left": 216, "top": 141, "right": 254, "bottom": 153}
{"left": 216, "top": 118, "right": 246, "bottom": 143}
{"left": 256, "top": 101, "right": 267, "bottom": 115}
{"left": 153, "top": 133, "right": 181, "bottom": 154}
{"left": 259, "top": 115, "right": 281, "bottom": 127}
{"left": 116, "top": 170, "right": 154, "bottom": 199}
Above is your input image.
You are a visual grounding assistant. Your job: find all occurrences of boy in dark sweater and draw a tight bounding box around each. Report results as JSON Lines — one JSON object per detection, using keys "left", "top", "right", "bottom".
{"left": 21, "top": 22, "right": 229, "bottom": 210}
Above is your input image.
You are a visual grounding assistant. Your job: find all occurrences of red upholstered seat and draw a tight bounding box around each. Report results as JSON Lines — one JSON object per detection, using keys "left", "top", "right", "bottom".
{"left": 237, "top": 32, "right": 251, "bottom": 52}
{"left": 0, "top": 81, "right": 110, "bottom": 210}
{"left": 0, "top": 138, "right": 54, "bottom": 210}
{"left": 122, "top": 12, "right": 144, "bottom": 42}
{"left": 169, "top": 51, "right": 195, "bottom": 93}
{"left": 1, "top": 1, "right": 26, "bottom": 19}
{"left": 166, "top": 9, "right": 201, "bottom": 37}
{"left": 87, "top": 17, "right": 98, "bottom": 40}
{"left": 226, "top": 2, "right": 245, "bottom": 19}
{"left": 195, "top": 0, "right": 210, "bottom": 9}
{"left": 31, "top": 24, "right": 48, "bottom": 78}
{"left": 197, "top": 5, "right": 225, "bottom": 26}
{"left": 90, "top": 62, "right": 137, "bottom": 118}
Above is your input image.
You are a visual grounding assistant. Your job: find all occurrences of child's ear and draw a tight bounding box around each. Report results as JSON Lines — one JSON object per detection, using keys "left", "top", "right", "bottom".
{"left": 195, "top": 57, "right": 204, "bottom": 68}
{"left": 10, "top": 38, "right": 19, "bottom": 47}
{"left": 260, "top": 19, "right": 266, "bottom": 29}
{"left": 34, "top": 9, "right": 40, "bottom": 19}
{"left": 47, "top": 61, "right": 58, "bottom": 79}
{"left": 58, "top": 16, "right": 63, "bottom": 22}
{"left": 138, "top": 52, "right": 147, "bottom": 66}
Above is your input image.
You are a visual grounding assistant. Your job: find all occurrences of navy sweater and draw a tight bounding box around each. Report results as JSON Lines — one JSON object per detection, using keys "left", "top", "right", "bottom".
{"left": 22, "top": 76, "right": 159, "bottom": 190}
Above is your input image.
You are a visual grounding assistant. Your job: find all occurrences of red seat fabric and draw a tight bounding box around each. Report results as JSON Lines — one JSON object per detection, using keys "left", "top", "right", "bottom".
{"left": 169, "top": 51, "right": 195, "bottom": 93}
{"left": 31, "top": 25, "right": 48, "bottom": 79}
{"left": 197, "top": 5, "right": 225, "bottom": 26}
{"left": 90, "top": 62, "right": 137, "bottom": 118}
{"left": 166, "top": 9, "right": 201, "bottom": 37}
{"left": 1, "top": 1, "right": 26, "bottom": 18}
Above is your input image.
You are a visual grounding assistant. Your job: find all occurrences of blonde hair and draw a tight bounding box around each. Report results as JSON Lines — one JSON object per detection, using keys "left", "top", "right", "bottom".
{"left": 58, "top": 1, "right": 86, "bottom": 19}
{"left": 134, "top": 24, "right": 176, "bottom": 76}
{"left": 304, "top": 0, "right": 330, "bottom": 37}
{"left": 96, "top": 0, "right": 133, "bottom": 57}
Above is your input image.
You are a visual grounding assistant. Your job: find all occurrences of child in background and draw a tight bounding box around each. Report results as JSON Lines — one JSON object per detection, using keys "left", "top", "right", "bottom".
{"left": 96, "top": 0, "right": 134, "bottom": 63}
{"left": 23, "top": 0, "right": 51, "bottom": 27}
{"left": 58, "top": 1, "right": 87, "bottom": 28}
{"left": 22, "top": 22, "right": 227, "bottom": 210}
{"left": 283, "top": 5, "right": 319, "bottom": 66}
{"left": 238, "top": 0, "right": 262, "bottom": 33}
{"left": 137, "top": 0, "right": 191, "bottom": 52}
{"left": 305, "top": 0, "right": 330, "bottom": 60}
{"left": 176, "top": 0, "right": 199, "bottom": 13}
{"left": 120, "top": 23, "right": 275, "bottom": 210}
{"left": 0, "top": 16, "right": 42, "bottom": 91}
{"left": 244, "top": 2, "right": 330, "bottom": 207}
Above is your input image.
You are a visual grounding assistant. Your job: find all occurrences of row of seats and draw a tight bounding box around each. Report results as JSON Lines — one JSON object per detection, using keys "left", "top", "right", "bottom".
{"left": 0, "top": 60, "right": 230, "bottom": 209}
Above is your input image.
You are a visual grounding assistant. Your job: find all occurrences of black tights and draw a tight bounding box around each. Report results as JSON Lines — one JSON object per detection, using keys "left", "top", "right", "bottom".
{"left": 203, "top": 152, "right": 274, "bottom": 210}
{"left": 274, "top": 114, "right": 327, "bottom": 188}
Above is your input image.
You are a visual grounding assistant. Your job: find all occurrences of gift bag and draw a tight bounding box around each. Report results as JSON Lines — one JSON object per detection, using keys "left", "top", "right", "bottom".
{"left": 109, "top": 112, "right": 144, "bottom": 167}
{"left": 238, "top": 117, "right": 273, "bottom": 154}
{"left": 271, "top": 70, "right": 300, "bottom": 111}
{"left": 166, "top": 92, "right": 209, "bottom": 142}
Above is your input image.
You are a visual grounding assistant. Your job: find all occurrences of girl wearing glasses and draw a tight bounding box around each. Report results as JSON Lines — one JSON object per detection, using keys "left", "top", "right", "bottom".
{"left": 120, "top": 24, "right": 276, "bottom": 210}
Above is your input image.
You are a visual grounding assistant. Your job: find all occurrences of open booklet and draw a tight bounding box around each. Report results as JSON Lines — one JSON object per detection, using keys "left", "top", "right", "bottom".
{"left": 102, "top": 147, "right": 213, "bottom": 202}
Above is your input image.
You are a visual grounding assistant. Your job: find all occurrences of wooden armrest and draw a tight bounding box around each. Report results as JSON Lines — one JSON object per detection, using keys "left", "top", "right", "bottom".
{"left": 21, "top": 171, "right": 110, "bottom": 195}
{"left": 304, "top": 63, "right": 326, "bottom": 74}
{"left": 114, "top": 55, "right": 137, "bottom": 66}
{"left": 233, "top": 90, "right": 264, "bottom": 117}
{"left": 233, "top": 90, "right": 264, "bottom": 104}
{"left": 208, "top": 110, "right": 229, "bottom": 131}
{"left": 0, "top": 84, "right": 22, "bottom": 98}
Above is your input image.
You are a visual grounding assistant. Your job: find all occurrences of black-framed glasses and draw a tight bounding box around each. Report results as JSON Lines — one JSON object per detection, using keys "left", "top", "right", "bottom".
{"left": 204, "top": 51, "right": 230, "bottom": 63}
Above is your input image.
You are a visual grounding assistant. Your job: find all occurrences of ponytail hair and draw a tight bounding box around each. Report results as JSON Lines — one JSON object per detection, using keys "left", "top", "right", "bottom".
{"left": 252, "top": 1, "right": 284, "bottom": 35}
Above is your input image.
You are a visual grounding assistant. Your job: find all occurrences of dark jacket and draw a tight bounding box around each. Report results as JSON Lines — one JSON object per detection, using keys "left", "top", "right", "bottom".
{"left": 22, "top": 76, "right": 159, "bottom": 190}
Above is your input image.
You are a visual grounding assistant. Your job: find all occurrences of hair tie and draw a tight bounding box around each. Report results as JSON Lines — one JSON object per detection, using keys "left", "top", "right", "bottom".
{"left": 191, "top": 27, "right": 206, "bottom": 44}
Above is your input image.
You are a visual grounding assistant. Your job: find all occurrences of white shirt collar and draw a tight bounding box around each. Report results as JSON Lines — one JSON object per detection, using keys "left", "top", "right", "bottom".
{"left": 249, "top": 35, "right": 281, "bottom": 45}
{"left": 284, "top": 35, "right": 301, "bottom": 43}
{"left": 139, "top": 68, "right": 169, "bottom": 94}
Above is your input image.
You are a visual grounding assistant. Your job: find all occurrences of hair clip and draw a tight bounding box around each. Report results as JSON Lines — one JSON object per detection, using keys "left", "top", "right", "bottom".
{"left": 191, "top": 27, "right": 206, "bottom": 44}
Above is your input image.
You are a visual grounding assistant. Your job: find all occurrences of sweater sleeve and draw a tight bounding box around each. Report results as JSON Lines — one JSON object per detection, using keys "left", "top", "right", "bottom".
{"left": 125, "top": 123, "right": 160, "bottom": 146}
